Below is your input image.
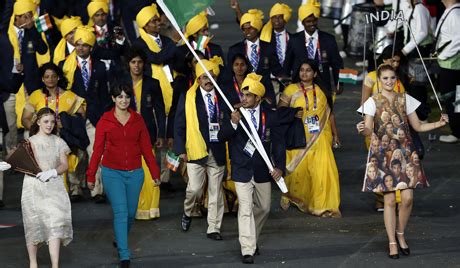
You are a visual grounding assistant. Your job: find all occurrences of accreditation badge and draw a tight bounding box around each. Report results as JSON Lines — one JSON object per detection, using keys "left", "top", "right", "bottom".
{"left": 243, "top": 139, "right": 256, "bottom": 157}
{"left": 209, "top": 123, "right": 220, "bottom": 142}
{"left": 305, "top": 114, "right": 320, "bottom": 134}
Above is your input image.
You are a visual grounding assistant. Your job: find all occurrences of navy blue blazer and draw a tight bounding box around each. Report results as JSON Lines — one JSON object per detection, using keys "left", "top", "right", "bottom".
{"left": 0, "top": 27, "right": 48, "bottom": 94}
{"left": 284, "top": 30, "right": 343, "bottom": 93}
{"left": 218, "top": 104, "right": 286, "bottom": 183}
{"left": 133, "top": 34, "right": 178, "bottom": 76}
{"left": 173, "top": 89, "right": 227, "bottom": 166}
{"left": 227, "top": 39, "right": 284, "bottom": 105}
{"left": 128, "top": 75, "right": 166, "bottom": 144}
{"left": 64, "top": 57, "right": 111, "bottom": 127}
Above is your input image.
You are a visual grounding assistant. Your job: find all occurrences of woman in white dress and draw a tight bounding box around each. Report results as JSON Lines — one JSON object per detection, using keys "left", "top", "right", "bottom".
{"left": 5, "top": 107, "right": 73, "bottom": 268}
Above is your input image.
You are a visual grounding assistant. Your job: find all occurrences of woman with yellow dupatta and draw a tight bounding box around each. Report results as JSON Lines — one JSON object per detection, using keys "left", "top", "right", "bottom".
{"left": 21, "top": 63, "right": 86, "bottom": 192}
{"left": 125, "top": 49, "right": 166, "bottom": 220}
{"left": 278, "top": 60, "right": 341, "bottom": 217}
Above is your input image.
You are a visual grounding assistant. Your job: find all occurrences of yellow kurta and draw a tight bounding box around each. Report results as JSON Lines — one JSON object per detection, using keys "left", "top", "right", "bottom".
{"left": 133, "top": 80, "right": 161, "bottom": 220}
{"left": 282, "top": 84, "right": 341, "bottom": 217}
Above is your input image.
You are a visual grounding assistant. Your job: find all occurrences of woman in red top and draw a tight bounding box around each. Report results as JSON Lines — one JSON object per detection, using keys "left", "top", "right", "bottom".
{"left": 86, "top": 84, "right": 160, "bottom": 268}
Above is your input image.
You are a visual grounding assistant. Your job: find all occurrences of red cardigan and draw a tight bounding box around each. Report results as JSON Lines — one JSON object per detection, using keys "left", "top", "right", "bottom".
{"left": 86, "top": 108, "right": 160, "bottom": 183}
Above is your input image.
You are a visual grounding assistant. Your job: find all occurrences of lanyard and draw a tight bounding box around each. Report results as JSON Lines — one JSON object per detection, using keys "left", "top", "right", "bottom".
{"left": 300, "top": 83, "right": 317, "bottom": 111}
{"left": 232, "top": 76, "right": 242, "bottom": 100}
{"left": 261, "top": 111, "right": 266, "bottom": 141}
{"left": 45, "top": 89, "right": 60, "bottom": 118}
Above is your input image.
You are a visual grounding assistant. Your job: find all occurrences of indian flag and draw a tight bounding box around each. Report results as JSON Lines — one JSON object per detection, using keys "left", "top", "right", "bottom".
{"left": 157, "top": 0, "right": 215, "bottom": 28}
{"left": 35, "top": 14, "right": 52, "bottom": 33}
{"left": 195, "top": 34, "right": 211, "bottom": 50}
{"left": 165, "top": 150, "right": 180, "bottom": 172}
{"left": 0, "top": 224, "right": 16, "bottom": 229}
{"left": 339, "top": 69, "right": 359, "bottom": 84}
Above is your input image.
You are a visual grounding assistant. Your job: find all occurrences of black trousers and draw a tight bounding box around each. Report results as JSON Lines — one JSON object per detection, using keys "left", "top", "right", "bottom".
{"left": 439, "top": 67, "right": 460, "bottom": 138}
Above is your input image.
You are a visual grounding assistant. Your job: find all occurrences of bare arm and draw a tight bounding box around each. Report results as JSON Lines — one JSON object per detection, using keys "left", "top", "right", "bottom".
{"left": 330, "top": 112, "right": 340, "bottom": 146}
{"left": 21, "top": 109, "right": 34, "bottom": 130}
{"left": 408, "top": 112, "right": 449, "bottom": 132}
{"left": 356, "top": 114, "right": 375, "bottom": 137}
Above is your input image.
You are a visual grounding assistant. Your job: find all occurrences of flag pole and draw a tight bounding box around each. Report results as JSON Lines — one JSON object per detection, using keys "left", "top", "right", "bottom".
{"left": 156, "top": 0, "right": 288, "bottom": 193}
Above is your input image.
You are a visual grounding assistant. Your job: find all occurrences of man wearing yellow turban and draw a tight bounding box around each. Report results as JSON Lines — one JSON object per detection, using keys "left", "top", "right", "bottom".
{"left": 227, "top": 9, "right": 285, "bottom": 106}
{"left": 134, "top": 4, "right": 180, "bottom": 188}
{"left": 173, "top": 56, "right": 227, "bottom": 241}
{"left": 62, "top": 26, "right": 111, "bottom": 203}
{"left": 260, "top": 3, "right": 292, "bottom": 67}
{"left": 219, "top": 72, "right": 285, "bottom": 264}
{"left": 53, "top": 16, "right": 83, "bottom": 64}
{"left": 284, "top": 0, "right": 344, "bottom": 95}
{"left": 176, "top": 13, "right": 224, "bottom": 78}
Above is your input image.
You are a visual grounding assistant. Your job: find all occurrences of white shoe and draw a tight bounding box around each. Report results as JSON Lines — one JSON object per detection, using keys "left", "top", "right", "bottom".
{"left": 339, "top": 51, "right": 347, "bottom": 58}
{"left": 439, "top": 134, "right": 459, "bottom": 143}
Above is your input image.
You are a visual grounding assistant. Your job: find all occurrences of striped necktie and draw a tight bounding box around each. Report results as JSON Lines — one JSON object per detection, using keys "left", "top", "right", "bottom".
{"left": 249, "top": 43, "right": 259, "bottom": 72}
{"left": 155, "top": 37, "right": 162, "bottom": 49}
{"left": 307, "top": 37, "right": 315, "bottom": 60}
{"left": 250, "top": 109, "right": 257, "bottom": 129}
{"left": 206, "top": 93, "right": 216, "bottom": 122}
{"left": 81, "top": 60, "right": 90, "bottom": 90}
{"left": 18, "top": 29, "right": 24, "bottom": 55}
{"left": 276, "top": 32, "right": 284, "bottom": 65}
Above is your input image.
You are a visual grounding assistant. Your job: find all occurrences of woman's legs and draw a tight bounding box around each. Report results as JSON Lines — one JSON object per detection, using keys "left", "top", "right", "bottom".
{"left": 125, "top": 168, "right": 144, "bottom": 233}
{"left": 48, "top": 239, "right": 60, "bottom": 268}
{"left": 383, "top": 192, "right": 398, "bottom": 255}
{"left": 397, "top": 189, "right": 414, "bottom": 248}
{"left": 26, "top": 244, "right": 38, "bottom": 268}
{"left": 102, "top": 167, "right": 130, "bottom": 260}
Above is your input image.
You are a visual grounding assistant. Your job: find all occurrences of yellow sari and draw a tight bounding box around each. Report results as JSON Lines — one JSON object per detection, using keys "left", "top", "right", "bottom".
{"left": 25, "top": 89, "right": 86, "bottom": 192}
{"left": 281, "top": 83, "right": 341, "bottom": 217}
{"left": 133, "top": 80, "right": 161, "bottom": 220}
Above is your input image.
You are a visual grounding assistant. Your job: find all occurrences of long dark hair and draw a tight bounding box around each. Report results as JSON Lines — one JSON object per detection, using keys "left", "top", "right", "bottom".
{"left": 291, "top": 59, "right": 333, "bottom": 110}
{"left": 29, "top": 107, "right": 58, "bottom": 136}
{"left": 39, "top": 62, "right": 68, "bottom": 93}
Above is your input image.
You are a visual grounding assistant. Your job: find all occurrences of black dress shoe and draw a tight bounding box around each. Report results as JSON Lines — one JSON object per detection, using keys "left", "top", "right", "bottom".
{"left": 120, "top": 260, "right": 130, "bottom": 268}
{"left": 388, "top": 242, "right": 399, "bottom": 259}
{"left": 206, "top": 232, "right": 223, "bottom": 240}
{"left": 181, "top": 214, "right": 191, "bottom": 231}
{"left": 242, "top": 255, "right": 254, "bottom": 264}
{"left": 70, "top": 195, "right": 82, "bottom": 203}
{"left": 396, "top": 232, "right": 410, "bottom": 255}
{"left": 93, "top": 194, "right": 106, "bottom": 204}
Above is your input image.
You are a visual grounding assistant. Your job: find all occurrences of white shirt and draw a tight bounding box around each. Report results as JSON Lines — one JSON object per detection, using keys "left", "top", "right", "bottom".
{"left": 66, "top": 41, "right": 75, "bottom": 54}
{"left": 149, "top": 33, "right": 162, "bottom": 48}
{"left": 402, "top": 4, "right": 432, "bottom": 55}
{"left": 245, "top": 38, "right": 260, "bottom": 62}
{"left": 199, "top": 87, "right": 216, "bottom": 121}
{"left": 384, "top": 0, "right": 410, "bottom": 33}
{"left": 435, "top": 3, "right": 460, "bottom": 60}
{"left": 357, "top": 93, "right": 421, "bottom": 116}
{"left": 77, "top": 55, "right": 91, "bottom": 77}
{"left": 232, "top": 104, "right": 261, "bottom": 130}
{"left": 95, "top": 24, "right": 108, "bottom": 35}
{"left": 304, "top": 30, "right": 319, "bottom": 58}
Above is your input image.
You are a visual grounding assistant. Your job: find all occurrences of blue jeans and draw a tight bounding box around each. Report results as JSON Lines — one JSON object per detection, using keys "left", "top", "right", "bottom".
{"left": 101, "top": 166, "right": 144, "bottom": 260}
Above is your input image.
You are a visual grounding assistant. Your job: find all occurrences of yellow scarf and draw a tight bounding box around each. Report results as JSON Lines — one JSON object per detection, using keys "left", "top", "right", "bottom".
{"left": 138, "top": 29, "right": 174, "bottom": 115}
{"left": 53, "top": 16, "right": 82, "bottom": 64}
{"left": 62, "top": 50, "right": 78, "bottom": 89}
{"left": 184, "top": 57, "right": 223, "bottom": 161}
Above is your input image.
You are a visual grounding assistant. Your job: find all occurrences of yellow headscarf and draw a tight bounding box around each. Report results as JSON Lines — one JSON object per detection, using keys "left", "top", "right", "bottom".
{"left": 53, "top": 16, "right": 83, "bottom": 64}
{"left": 185, "top": 13, "right": 208, "bottom": 39}
{"left": 260, "top": 3, "right": 292, "bottom": 42}
{"left": 242, "top": 73, "right": 265, "bottom": 97}
{"left": 87, "top": 0, "right": 109, "bottom": 26}
{"left": 240, "top": 9, "right": 264, "bottom": 32}
{"left": 185, "top": 56, "right": 223, "bottom": 161}
{"left": 136, "top": 4, "right": 176, "bottom": 115}
{"left": 63, "top": 26, "right": 95, "bottom": 89}
{"left": 298, "top": 0, "right": 321, "bottom": 23}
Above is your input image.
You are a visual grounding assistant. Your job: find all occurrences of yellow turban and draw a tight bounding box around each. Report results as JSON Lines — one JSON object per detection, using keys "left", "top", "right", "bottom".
{"left": 298, "top": 0, "right": 321, "bottom": 22}
{"left": 185, "top": 13, "right": 208, "bottom": 39}
{"left": 60, "top": 16, "right": 83, "bottom": 37}
{"left": 195, "top": 56, "right": 223, "bottom": 79}
{"left": 74, "top": 26, "right": 96, "bottom": 46}
{"left": 242, "top": 73, "right": 265, "bottom": 97}
{"left": 13, "top": 0, "right": 36, "bottom": 16}
{"left": 87, "top": 0, "right": 109, "bottom": 19}
{"left": 136, "top": 4, "right": 160, "bottom": 28}
{"left": 260, "top": 3, "right": 292, "bottom": 42}
{"left": 240, "top": 9, "right": 264, "bottom": 32}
